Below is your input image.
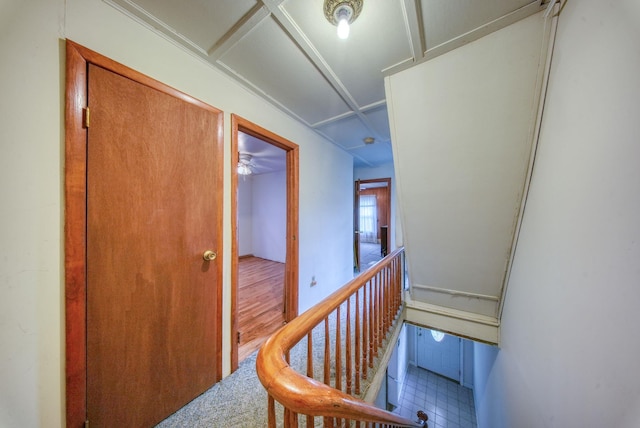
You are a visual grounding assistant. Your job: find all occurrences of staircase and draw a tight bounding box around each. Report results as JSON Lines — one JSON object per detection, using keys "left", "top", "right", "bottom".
{"left": 256, "top": 248, "right": 427, "bottom": 427}
{"left": 157, "top": 249, "right": 418, "bottom": 427}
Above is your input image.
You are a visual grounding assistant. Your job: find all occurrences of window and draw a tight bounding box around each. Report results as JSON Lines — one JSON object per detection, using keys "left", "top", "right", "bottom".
{"left": 359, "top": 195, "right": 378, "bottom": 243}
{"left": 431, "top": 330, "right": 445, "bottom": 342}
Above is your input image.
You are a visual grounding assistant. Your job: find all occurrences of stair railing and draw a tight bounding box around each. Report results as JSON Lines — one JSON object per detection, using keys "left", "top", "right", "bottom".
{"left": 256, "top": 247, "right": 423, "bottom": 427}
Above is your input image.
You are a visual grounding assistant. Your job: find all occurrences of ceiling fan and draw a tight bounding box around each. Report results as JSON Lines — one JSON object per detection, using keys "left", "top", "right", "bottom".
{"left": 237, "top": 152, "right": 255, "bottom": 176}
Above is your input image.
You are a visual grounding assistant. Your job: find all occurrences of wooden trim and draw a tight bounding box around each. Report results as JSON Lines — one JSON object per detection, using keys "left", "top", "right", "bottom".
{"left": 357, "top": 177, "right": 391, "bottom": 187}
{"left": 404, "top": 295, "right": 500, "bottom": 345}
{"left": 230, "top": 117, "right": 240, "bottom": 372}
{"left": 412, "top": 284, "right": 500, "bottom": 301}
{"left": 65, "top": 39, "right": 88, "bottom": 428}
{"left": 64, "top": 40, "right": 224, "bottom": 427}
{"left": 230, "top": 114, "right": 300, "bottom": 372}
{"left": 354, "top": 180, "right": 360, "bottom": 271}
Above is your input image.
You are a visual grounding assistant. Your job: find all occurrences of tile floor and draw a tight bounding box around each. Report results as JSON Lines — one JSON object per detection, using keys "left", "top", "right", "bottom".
{"left": 393, "top": 365, "right": 477, "bottom": 428}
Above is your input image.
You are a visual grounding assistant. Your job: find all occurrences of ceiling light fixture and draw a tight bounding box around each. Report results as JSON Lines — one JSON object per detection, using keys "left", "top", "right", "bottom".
{"left": 237, "top": 153, "right": 253, "bottom": 176}
{"left": 324, "top": 0, "right": 363, "bottom": 40}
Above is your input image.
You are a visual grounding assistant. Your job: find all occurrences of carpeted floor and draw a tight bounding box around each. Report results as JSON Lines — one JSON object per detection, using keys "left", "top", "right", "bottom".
{"left": 359, "top": 242, "right": 382, "bottom": 271}
{"left": 156, "top": 297, "right": 390, "bottom": 427}
{"left": 156, "top": 350, "right": 268, "bottom": 428}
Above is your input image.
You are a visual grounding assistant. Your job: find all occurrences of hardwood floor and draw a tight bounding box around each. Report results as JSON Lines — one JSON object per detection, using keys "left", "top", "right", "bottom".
{"left": 238, "top": 256, "right": 286, "bottom": 363}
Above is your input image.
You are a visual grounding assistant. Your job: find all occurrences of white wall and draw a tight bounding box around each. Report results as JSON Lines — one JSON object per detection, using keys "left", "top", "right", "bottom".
{"left": 474, "top": 0, "right": 640, "bottom": 427}
{"left": 473, "top": 342, "right": 501, "bottom": 428}
{"left": 461, "top": 339, "right": 474, "bottom": 389}
{"left": 0, "top": 1, "right": 65, "bottom": 426}
{"left": 406, "top": 323, "right": 417, "bottom": 365}
{"left": 354, "top": 162, "right": 398, "bottom": 251}
{"left": 374, "top": 371, "right": 388, "bottom": 410}
{"left": 397, "top": 323, "right": 409, "bottom": 391}
{"left": 0, "top": 0, "right": 354, "bottom": 425}
{"left": 252, "top": 170, "right": 287, "bottom": 263}
{"left": 297, "top": 144, "right": 354, "bottom": 314}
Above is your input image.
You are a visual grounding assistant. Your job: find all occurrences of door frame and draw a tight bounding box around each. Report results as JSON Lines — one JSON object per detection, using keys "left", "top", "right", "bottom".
{"left": 354, "top": 180, "right": 360, "bottom": 271}
{"left": 64, "top": 40, "right": 224, "bottom": 427}
{"left": 230, "top": 114, "right": 299, "bottom": 372}
{"left": 354, "top": 177, "right": 392, "bottom": 271}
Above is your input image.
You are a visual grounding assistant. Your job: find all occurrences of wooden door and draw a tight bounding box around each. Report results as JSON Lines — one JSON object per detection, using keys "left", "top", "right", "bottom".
{"left": 85, "top": 63, "right": 222, "bottom": 427}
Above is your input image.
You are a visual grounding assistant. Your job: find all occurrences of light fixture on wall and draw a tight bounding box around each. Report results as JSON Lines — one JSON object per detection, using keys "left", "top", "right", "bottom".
{"left": 324, "top": 0, "right": 363, "bottom": 40}
{"left": 237, "top": 153, "right": 253, "bottom": 176}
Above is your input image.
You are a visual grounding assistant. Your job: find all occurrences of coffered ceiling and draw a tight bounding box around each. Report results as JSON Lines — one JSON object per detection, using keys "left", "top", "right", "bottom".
{"left": 105, "top": 0, "right": 545, "bottom": 168}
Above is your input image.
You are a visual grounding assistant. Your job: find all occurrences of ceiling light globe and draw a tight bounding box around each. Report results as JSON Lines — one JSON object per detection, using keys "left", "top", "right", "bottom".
{"left": 324, "top": 1, "right": 362, "bottom": 39}
{"left": 337, "top": 18, "right": 350, "bottom": 39}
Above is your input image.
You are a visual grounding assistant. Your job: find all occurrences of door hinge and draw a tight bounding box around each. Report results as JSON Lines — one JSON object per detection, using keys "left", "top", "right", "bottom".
{"left": 84, "top": 420, "right": 89, "bottom": 428}
{"left": 237, "top": 331, "right": 241, "bottom": 344}
{"left": 83, "top": 107, "right": 90, "bottom": 128}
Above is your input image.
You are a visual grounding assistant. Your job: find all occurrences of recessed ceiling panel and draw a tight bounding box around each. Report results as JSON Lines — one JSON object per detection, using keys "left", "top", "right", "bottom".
{"left": 315, "top": 115, "right": 372, "bottom": 149}
{"left": 421, "top": 0, "right": 535, "bottom": 48}
{"left": 220, "top": 16, "right": 352, "bottom": 125}
{"left": 362, "top": 106, "right": 391, "bottom": 141}
{"left": 127, "top": 0, "right": 258, "bottom": 51}
{"left": 112, "top": 0, "right": 542, "bottom": 169}
{"left": 349, "top": 142, "right": 393, "bottom": 167}
{"left": 284, "top": 0, "right": 413, "bottom": 108}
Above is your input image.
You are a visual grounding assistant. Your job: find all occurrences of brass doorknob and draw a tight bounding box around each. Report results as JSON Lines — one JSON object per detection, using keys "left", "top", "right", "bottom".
{"left": 203, "top": 250, "right": 217, "bottom": 261}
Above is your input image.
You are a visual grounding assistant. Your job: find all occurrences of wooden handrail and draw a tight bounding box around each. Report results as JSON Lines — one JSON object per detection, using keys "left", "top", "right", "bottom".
{"left": 256, "top": 247, "right": 423, "bottom": 427}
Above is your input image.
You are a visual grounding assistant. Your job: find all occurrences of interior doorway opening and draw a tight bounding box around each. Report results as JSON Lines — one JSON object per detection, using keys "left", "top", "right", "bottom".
{"left": 231, "top": 115, "right": 299, "bottom": 372}
{"left": 236, "top": 132, "right": 286, "bottom": 363}
{"left": 354, "top": 178, "right": 391, "bottom": 272}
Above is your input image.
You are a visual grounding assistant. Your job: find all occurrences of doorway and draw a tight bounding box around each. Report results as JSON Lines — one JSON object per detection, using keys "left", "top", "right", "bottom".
{"left": 230, "top": 115, "right": 299, "bottom": 371}
{"left": 416, "top": 327, "right": 461, "bottom": 381}
{"left": 236, "top": 132, "right": 286, "bottom": 363}
{"left": 354, "top": 178, "right": 391, "bottom": 272}
{"left": 64, "top": 41, "right": 223, "bottom": 427}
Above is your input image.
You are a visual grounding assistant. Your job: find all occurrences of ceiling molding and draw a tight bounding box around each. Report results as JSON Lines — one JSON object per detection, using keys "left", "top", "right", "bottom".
{"left": 261, "top": 0, "right": 359, "bottom": 108}
{"left": 261, "top": 0, "right": 390, "bottom": 144}
{"left": 206, "top": 4, "right": 271, "bottom": 59}
{"left": 103, "top": 0, "right": 545, "bottom": 168}
{"left": 384, "top": 1, "right": 545, "bottom": 77}
{"left": 104, "top": 0, "right": 209, "bottom": 56}
{"left": 401, "top": 0, "right": 425, "bottom": 62}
